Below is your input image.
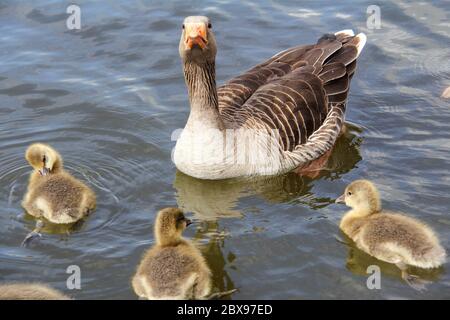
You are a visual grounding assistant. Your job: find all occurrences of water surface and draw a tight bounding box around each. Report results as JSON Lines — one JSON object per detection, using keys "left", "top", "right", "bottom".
{"left": 0, "top": 0, "right": 449, "bottom": 299}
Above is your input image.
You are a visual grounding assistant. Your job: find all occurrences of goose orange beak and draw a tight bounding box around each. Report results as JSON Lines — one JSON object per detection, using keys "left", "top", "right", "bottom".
{"left": 184, "top": 23, "right": 208, "bottom": 50}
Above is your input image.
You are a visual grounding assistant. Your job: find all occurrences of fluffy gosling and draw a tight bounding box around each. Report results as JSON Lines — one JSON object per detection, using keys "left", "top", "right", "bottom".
{"left": 132, "top": 208, "right": 212, "bottom": 300}
{"left": 0, "top": 283, "right": 70, "bottom": 300}
{"left": 21, "top": 143, "right": 96, "bottom": 246}
{"left": 336, "top": 179, "right": 446, "bottom": 291}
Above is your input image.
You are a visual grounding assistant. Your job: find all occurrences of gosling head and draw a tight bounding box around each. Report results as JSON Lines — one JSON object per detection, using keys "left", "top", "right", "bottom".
{"left": 335, "top": 180, "right": 382, "bottom": 215}
{"left": 155, "top": 207, "right": 192, "bottom": 246}
{"left": 179, "top": 16, "right": 217, "bottom": 65}
{"left": 25, "top": 143, "right": 63, "bottom": 176}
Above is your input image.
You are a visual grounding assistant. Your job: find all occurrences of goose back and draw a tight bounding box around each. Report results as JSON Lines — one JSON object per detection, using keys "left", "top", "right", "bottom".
{"left": 217, "top": 32, "right": 364, "bottom": 153}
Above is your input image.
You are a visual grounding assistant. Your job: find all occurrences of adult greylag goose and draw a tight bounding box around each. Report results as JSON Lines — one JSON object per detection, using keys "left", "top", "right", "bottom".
{"left": 173, "top": 16, "right": 366, "bottom": 180}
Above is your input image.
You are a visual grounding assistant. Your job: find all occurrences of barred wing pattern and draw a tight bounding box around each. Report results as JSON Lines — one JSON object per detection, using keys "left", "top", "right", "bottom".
{"left": 217, "top": 31, "right": 364, "bottom": 167}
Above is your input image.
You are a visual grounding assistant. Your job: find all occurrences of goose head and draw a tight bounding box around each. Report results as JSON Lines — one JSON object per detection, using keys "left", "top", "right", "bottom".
{"left": 155, "top": 207, "right": 192, "bottom": 246}
{"left": 25, "top": 143, "right": 63, "bottom": 176}
{"left": 336, "top": 180, "right": 381, "bottom": 215}
{"left": 179, "top": 16, "right": 217, "bottom": 64}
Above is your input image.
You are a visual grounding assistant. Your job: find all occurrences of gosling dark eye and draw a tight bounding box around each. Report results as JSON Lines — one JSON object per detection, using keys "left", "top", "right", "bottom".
{"left": 42, "top": 155, "right": 47, "bottom": 163}
{"left": 208, "top": 23, "right": 212, "bottom": 29}
{"left": 347, "top": 191, "right": 352, "bottom": 196}
{"left": 182, "top": 24, "right": 185, "bottom": 29}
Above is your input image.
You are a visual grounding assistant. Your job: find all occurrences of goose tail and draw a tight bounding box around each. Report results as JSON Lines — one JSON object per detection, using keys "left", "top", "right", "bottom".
{"left": 334, "top": 30, "right": 367, "bottom": 58}
{"left": 423, "top": 245, "right": 446, "bottom": 268}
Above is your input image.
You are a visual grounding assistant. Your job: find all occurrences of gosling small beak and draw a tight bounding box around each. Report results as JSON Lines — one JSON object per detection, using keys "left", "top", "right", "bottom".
{"left": 185, "top": 218, "right": 192, "bottom": 227}
{"left": 335, "top": 194, "right": 345, "bottom": 204}
{"left": 184, "top": 23, "right": 208, "bottom": 50}
{"left": 39, "top": 167, "right": 50, "bottom": 176}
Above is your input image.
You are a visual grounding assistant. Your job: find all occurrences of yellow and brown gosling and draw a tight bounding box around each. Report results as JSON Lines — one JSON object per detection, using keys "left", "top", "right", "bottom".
{"left": 336, "top": 179, "right": 446, "bottom": 291}
{"left": 0, "top": 283, "right": 70, "bottom": 300}
{"left": 21, "top": 143, "right": 96, "bottom": 246}
{"left": 132, "top": 208, "right": 212, "bottom": 300}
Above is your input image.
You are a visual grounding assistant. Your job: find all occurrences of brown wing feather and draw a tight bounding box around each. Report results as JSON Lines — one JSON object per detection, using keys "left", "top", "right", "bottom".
{"left": 218, "top": 33, "right": 361, "bottom": 151}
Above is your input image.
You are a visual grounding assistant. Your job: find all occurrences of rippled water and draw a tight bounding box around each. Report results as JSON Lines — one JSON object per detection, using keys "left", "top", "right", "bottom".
{"left": 0, "top": 0, "right": 449, "bottom": 299}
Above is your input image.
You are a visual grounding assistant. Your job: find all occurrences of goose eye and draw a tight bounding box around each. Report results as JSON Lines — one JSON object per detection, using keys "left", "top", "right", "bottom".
{"left": 208, "top": 23, "right": 212, "bottom": 29}
{"left": 182, "top": 24, "right": 185, "bottom": 29}
{"left": 347, "top": 191, "right": 352, "bottom": 196}
{"left": 42, "top": 155, "right": 46, "bottom": 163}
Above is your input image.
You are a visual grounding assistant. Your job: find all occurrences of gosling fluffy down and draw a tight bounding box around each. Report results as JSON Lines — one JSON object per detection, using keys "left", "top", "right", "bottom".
{"left": 132, "top": 208, "right": 212, "bottom": 300}
{"left": 0, "top": 283, "right": 70, "bottom": 300}
{"left": 336, "top": 180, "right": 446, "bottom": 270}
{"left": 22, "top": 143, "right": 96, "bottom": 224}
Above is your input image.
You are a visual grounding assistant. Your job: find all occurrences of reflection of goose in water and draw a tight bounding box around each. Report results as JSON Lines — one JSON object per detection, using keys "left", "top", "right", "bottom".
{"left": 174, "top": 124, "right": 362, "bottom": 220}
{"left": 344, "top": 237, "right": 445, "bottom": 288}
{"left": 192, "top": 221, "right": 237, "bottom": 299}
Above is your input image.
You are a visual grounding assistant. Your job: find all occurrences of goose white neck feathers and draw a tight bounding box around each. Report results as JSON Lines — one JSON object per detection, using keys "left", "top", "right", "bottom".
{"left": 174, "top": 16, "right": 367, "bottom": 180}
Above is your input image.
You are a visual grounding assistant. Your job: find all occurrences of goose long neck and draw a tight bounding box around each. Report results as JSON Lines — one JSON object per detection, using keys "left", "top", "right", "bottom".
{"left": 184, "top": 60, "right": 223, "bottom": 130}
